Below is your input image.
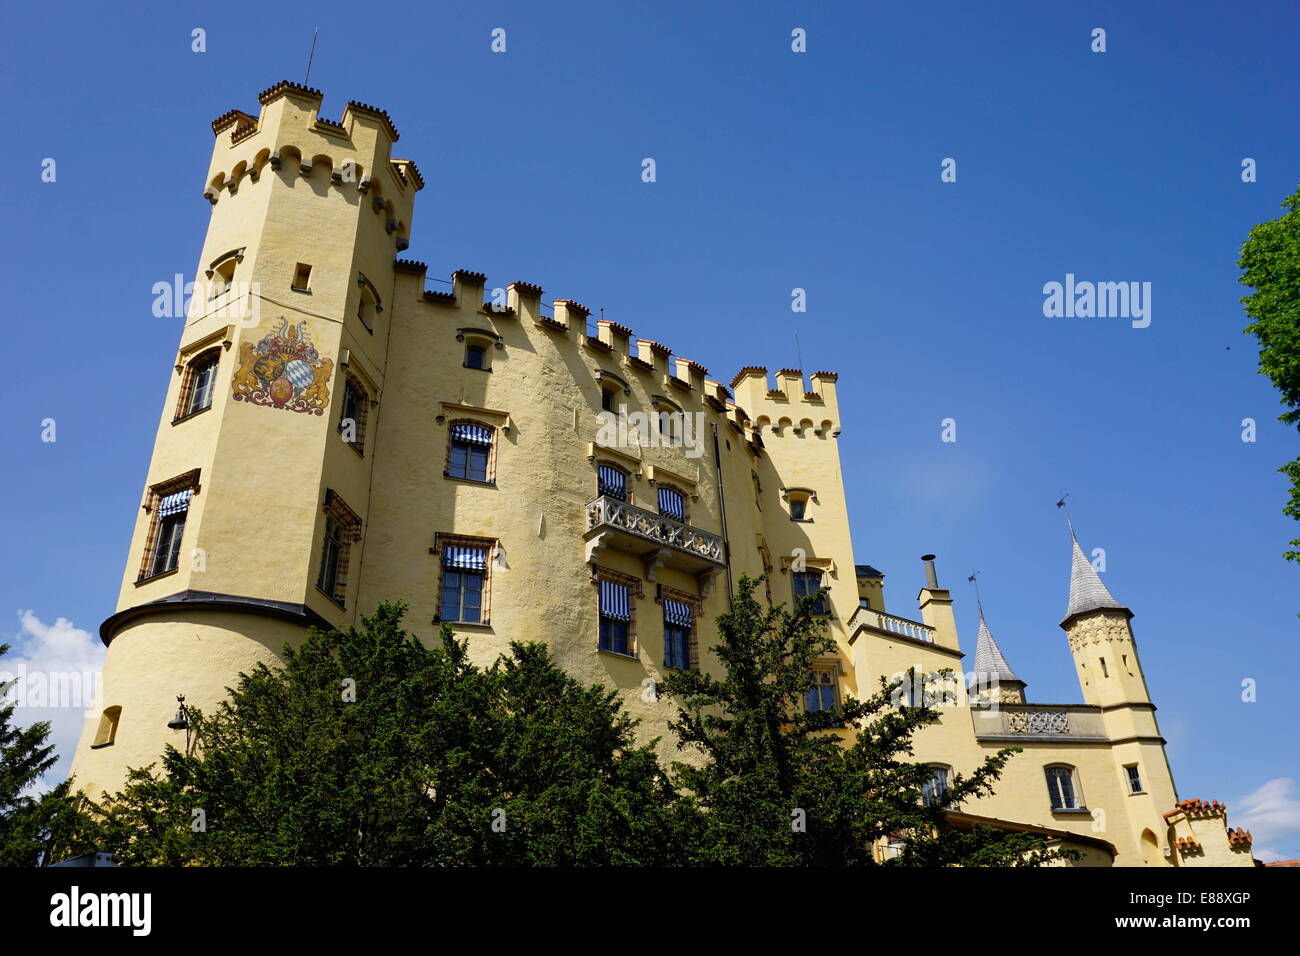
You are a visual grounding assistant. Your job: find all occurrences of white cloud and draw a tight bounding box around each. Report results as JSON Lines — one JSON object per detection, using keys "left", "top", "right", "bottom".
{"left": 1234, "top": 777, "right": 1300, "bottom": 861}
{"left": 2, "top": 611, "right": 105, "bottom": 790}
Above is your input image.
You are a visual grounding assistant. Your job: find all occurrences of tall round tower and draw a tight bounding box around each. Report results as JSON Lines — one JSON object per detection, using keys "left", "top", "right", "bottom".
{"left": 70, "top": 81, "right": 419, "bottom": 799}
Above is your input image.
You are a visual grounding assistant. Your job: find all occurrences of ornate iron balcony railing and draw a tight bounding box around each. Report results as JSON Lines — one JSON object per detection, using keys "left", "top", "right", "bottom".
{"left": 585, "top": 495, "right": 725, "bottom": 565}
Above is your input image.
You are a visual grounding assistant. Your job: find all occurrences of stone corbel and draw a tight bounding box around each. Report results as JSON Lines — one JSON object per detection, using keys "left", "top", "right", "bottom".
{"left": 697, "top": 567, "right": 721, "bottom": 600}
{"left": 643, "top": 548, "right": 668, "bottom": 583}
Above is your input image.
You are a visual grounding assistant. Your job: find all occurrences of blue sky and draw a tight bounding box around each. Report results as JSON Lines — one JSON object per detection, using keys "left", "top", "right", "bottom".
{"left": 1, "top": 1, "right": 1297, "bottom": 858}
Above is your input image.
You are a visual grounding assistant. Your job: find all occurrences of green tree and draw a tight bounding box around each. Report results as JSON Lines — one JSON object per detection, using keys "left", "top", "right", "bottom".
{"left": 0, "top": 643, "right": 88, "bottom": 866}
{"left": 1240, "top": 181, "right": 1300, "bottom": 561}
{"left": 87, "top": 602, "right": 693, "bottom": 865}
{"left": 660, "top": 576, "right": 1073, "bottom": 866}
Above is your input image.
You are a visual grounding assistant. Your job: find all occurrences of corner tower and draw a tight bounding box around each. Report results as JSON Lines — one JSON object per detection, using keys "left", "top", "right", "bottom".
{"left": 70, "top": 82, "right": 422, "bottom": 799}
{"left": 1059, "top": 525, "right": 1180, "bottom": 859}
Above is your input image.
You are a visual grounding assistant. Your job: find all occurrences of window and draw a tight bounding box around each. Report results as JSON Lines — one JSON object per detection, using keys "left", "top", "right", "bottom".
{"left": 142, "top": 487, "right": 193, "bottom": 579}
{"left": 318, "top": 516, "right": 344, "bottom": 600}
{"left": 805, "top": 665, "right": 838, "bottom": 713}
{"left": 447, "top": 422, "right": 494, "bottom": 482}
{"left": 339, "top": 376, "right": 368, "bottom": 451}
{"left": 599, "top": 579, "right": 632, "bottom": 656}
{"left": 793, "top": 570, "right": 829, "bottom": 615}
{"left": 601, "top": 387, "right": 615, "bottom": 412}
{"left": 1099, "top": 657, "right": 1109, "bottom": 678}
{"left": 316, "top": 490, "right": 362, "bottom": 607}
{"left": 658, "top": 486, "right": 686, "bottom": 522}
{"left": 209, "top": 258, "right": 236, "bottom": 298}
{"left": 91, "top": 706, "right": 122, "bottom": 749}
{"left": 1125, "top": 764, "right": 1144, "bottom": 795}
{"left": 859, "top": 597, "right": 871, "bottom": 609}
{"left": 176, "top": 350, "right": 219, "bottom": 420}
{"left": 663, "top": 598, "right": 694, "bottom": 669}
{"left": 292, "top": 262, "right": 312, "bottom": 292}
{"left": 355, "top": 275, "right": 382, "bottom": 333}
{"left": 440, "top": 545, "right": 488, "bottom": 624}
{"left": 1046, "top": 766, "right": 1082, "bottom": 811}
{"left": 597, "top": 463, "right": 629, "bottom": 502}
{"left": 789, "top": 498, "right": 806, "bottom": 520}
{"left": 465, "top": 344, "right": 487, "bottom": 370}
{"left": 921, "top": 766, "right": 950, "bottom": 807}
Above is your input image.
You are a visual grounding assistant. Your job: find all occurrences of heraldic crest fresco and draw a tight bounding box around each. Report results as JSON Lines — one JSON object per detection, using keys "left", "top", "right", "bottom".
{"left": 231, "top": 316, "right": 333, "bottom": 415}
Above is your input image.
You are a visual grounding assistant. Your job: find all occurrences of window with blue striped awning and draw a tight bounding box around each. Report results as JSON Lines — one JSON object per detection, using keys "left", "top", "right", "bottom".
{"left": 663, "top": 599, "right": 693, "bottom": 627}
{"left": 658, "top": 487, "right": 685, "bottom": 520}
{"left": 450, "top": 422, "right": 493, "bottom": 446}
{"left": 158, "top": 489, "right": 192, "bottom": 517}
{"left": 597, "top": 465, "right": 627, "bottom": 500}
{"left": 443, "top": 546, "right": 488, "bottom": 570}
{"left": 599, "top": 580, "right": 630, "bottom": 621}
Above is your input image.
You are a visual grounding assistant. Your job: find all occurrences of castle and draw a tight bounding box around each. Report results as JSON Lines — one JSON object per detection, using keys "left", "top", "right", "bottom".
{"left": 70, "top": 82, "right": 1255, "bottom": 867}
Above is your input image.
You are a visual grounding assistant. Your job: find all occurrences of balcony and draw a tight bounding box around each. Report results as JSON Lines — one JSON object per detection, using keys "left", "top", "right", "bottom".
{"left": 848, "top": 604, "right": 936, "bottom": 644}
{"left": 971, "top": 703, "right": 1108, "bottom": 741}
{"left": 584, "top": 495, "right": 725, "bottom": 587}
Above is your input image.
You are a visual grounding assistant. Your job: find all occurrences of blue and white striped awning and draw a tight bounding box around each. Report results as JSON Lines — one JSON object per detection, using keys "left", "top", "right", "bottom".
{"left": 157, "top": 489, "right": 192, "bottom": 517}
{"left": 597, "top": 465, "right": 627, "bottom": 499}
{"left": 599, "top": 580, "right": 630, "bottom": 621}
{"left": 658, "top": 487, "right": 685, "bottom": 520}
{"left": 443, "top": 546, "right": 488, "bottom": 570}
{"left": 450, "top": 423, "right": 493, "bottom": 446}
{"left": 663, "top": 599, "right": 693, "bottom": 627}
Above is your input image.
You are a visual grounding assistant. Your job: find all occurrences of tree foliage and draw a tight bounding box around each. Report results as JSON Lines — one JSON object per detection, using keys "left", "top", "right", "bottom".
{"left": 1239, "top": 181, "right": 1300, "bottom": 561}
{"left": 89, "top": 603, "right": 692, "bottom": 865}
{"left": 661, "top": 576, "right": 1073, "bottom": 866}
{"left": 0, "top": 644, "right": 88, "bottom": 866}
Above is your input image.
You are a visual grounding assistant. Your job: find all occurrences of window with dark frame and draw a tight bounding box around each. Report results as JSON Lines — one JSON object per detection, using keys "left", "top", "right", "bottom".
{"left": 448, "top": 422, "right": 493, "bottom": 482}
{"left": 440, "top": 545, "right": 488, "bottom": 624}
{"left": 599, "top": 579, "right": 632, "bottom": 655}
{"left": 465, "top": 344, "right": 487, "bottom": 370}
{"left": 183, "top": 353, "right": 218, "bottom": 418}
{"left": 1125, "top": 764, "right": 1143, "bottom": 794}
{"left": 150, "top": 498, "right": 188, "bottom": 577}
{"left": 339, "top": 377, "right": 366, "bottom": 450}
{"left": 657, "top": 486, "right": 685, "bottom": 521}
{"left": 662, "top": 598, "right": 693, "bottom": 669}
{"left": 921, "top": 766, "right": 950, "bottom": 807}
{"left": 793, "top": 569, "right": 828, "bottom": 615}
{"left": 789, "top": 497, "right": 807, "bottom": 520}
{"left": 317, "top": 515, "right": 344, "bottom": 600}
{"left": 804, "top": 664, "right": 838, "bottom": 713}
{"left": 1046, "top": 766, "right": 1080, "bottom": 810}
{"left": 597, "top": 463, "right": 628, "bottom": 502}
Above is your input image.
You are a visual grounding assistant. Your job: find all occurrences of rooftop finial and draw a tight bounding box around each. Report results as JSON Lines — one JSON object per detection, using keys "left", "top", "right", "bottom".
{"left": 1056, "top": 493, "right": 1074, "bottom": 536}
{"left": 967, "top": 570, "right": 984, "bottom": 618}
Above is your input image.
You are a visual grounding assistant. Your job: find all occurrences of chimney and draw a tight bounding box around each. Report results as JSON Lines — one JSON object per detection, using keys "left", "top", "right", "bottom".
{"left": 916, "top": 553, "right": 958, "bottom": 650}
{"left": 922, "top": 554, "right": 939, "bottom": 589}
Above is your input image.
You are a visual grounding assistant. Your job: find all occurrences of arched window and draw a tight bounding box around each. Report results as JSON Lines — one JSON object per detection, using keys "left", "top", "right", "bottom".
{"left": 657, "top": 484, "right": 687, "bottom": 522}
{"left": 446, "top": 420, "right": 495, "bottom": 483}
{"left": 1045, "top": 765, "right": 1083, "bottom": 811}
{"left": 175, "top": 348, "right": 220, "bottom": 421}
{"left": 596, "top": 462, "right": 630, "bottom": 502}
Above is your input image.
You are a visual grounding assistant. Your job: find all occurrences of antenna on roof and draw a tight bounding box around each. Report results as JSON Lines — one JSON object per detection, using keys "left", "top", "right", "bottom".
{"left": 304, "top": 27, "right": 319, "bottom": 85}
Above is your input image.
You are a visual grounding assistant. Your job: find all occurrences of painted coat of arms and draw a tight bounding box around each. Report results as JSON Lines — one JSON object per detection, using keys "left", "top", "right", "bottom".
{"left": 231, "top": 317, "right": 333, "bottom": 415}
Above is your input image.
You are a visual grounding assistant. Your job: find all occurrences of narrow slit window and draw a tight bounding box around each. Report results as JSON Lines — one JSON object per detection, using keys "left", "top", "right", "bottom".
{"left": 292, "top": 263, "right": 312, "bottom": 291}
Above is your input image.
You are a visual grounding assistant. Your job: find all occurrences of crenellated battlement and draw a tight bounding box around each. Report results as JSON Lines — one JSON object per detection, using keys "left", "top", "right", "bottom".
{"left": 202, "top": 81, "right": 418, "bottom": 241}
{"left": 384, "top": 259, "right": 827, "bottom": 443}
{"left": 729, "top": 366, "right": 840, "bottom": 436}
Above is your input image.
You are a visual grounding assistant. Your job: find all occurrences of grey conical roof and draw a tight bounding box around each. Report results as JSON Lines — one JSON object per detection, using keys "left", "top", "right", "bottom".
{"left": 1064, "top": 531, "right": 1126, "bottom": 622}
{"left": 973, "top": 612, "right": 1022, "bottom": 684}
